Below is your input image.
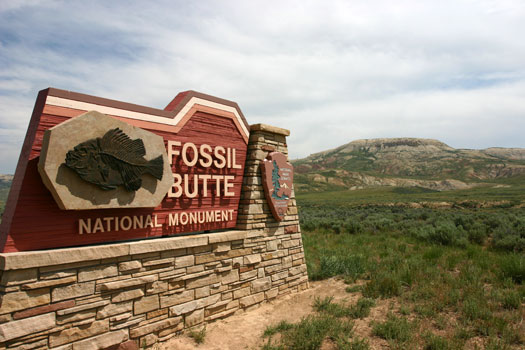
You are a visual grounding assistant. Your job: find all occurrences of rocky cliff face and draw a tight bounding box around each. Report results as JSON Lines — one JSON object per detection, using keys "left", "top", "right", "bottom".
{"left": 293, "top": 138, "right": 525, "bottom": 192}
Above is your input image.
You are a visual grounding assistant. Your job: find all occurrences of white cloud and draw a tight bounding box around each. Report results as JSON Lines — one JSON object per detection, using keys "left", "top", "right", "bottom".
{"left": 286, "top": 80, "right": 525, "bottom": 158}
{"left": 0, "top": 0, "right": 525, "bottom": 172}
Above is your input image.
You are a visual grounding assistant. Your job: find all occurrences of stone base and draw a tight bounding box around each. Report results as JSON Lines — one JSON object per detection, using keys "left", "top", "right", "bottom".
{"left": 0, "top": 122, "right": 308, "bottom": 349}
{"left": 0, "top": 228, "right": 308, "bottom": 349}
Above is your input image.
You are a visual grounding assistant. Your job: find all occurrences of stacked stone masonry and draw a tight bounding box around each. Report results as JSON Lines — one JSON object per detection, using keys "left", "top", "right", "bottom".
{"left": 0, "top": 123, "right": 308, "bottom": 349}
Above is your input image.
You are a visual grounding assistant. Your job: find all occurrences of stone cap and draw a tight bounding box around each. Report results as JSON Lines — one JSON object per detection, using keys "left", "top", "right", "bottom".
{"left": 0, "top": 230, "right": 259, "bottom": 270}
{"left": 250, "top": 124, "right": 290, "bottom": 136}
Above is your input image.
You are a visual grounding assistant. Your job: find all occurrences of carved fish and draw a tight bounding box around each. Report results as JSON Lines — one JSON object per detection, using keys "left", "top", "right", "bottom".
{"left": 64, "top": 128, "right": 163, "bottom": 191}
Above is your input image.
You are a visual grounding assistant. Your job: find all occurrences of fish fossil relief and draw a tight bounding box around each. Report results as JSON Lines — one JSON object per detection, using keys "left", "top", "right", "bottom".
{"left": 64, "top": 128, "right": 164, "bottom": 192}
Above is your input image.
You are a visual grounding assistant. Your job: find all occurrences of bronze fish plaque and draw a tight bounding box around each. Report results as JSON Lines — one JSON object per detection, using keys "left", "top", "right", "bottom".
{"left": 64, "top": 128, "right": 164, "bottom": 192}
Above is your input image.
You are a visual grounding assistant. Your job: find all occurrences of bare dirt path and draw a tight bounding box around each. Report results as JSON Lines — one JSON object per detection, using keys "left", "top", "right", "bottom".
{"left": 160, "top": 278, "right": 355, "bottom": 350}
{"left": 159, "top": 277, "right": 504, "bottom": 350}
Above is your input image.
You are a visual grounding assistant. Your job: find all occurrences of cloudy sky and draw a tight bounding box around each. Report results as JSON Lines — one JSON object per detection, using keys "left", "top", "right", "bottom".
{"left": 1, "top": 0, "right": 525, "bottom": 174}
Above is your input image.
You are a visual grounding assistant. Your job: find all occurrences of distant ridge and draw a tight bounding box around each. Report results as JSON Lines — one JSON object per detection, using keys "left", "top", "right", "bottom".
{"left": 310, "top": 138, "right": 453, "bottom": 157}
{"left": 2, "top": 137, "right": 525, "bottom": 198}
{"left": 292, "top": 138, "right": 525, "bottom": 192}
{"left": 0, "top": 174, "right": 13, "bottom": 212}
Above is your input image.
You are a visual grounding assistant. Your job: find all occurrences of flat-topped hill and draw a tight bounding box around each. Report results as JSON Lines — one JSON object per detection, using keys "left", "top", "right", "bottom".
{"left": 293, "top": 138, "right": 525, "bottom": 192}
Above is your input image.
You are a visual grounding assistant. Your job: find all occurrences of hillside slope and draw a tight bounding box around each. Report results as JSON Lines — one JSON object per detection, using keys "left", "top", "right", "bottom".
{"left": 0, "top": 174, "right": 13, "bottom": 213}
{"left": 293, "top": 138, "right": 525, "bottom": 192}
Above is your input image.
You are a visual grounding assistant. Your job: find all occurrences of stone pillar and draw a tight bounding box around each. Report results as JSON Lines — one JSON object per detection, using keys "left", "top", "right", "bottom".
{"left": 237, "top": 124, "right": 300, "bottom": 233}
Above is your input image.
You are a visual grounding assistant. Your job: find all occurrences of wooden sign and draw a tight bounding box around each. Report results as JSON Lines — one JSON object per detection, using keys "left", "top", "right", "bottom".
{"left": 260, "top": 152, "right": 294, "bottom": 221}
{"left": 0, "top": 88, "right": 249, "bottom": 253}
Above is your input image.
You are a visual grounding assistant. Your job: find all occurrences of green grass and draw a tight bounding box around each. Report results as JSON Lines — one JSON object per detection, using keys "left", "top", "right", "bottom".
{"left": 296, "top": 183, "right": 525, "bottom": 205}
{"left": 423, "top": 332, "right": 455, "bottom": 350}
{"left": 290, "top": 202, "right": 525, "bottom": 349}
{"left": 362, "top": 273, "right": 402, "bottom": 299}
{"left": 348, "top": 298, "right": 375, "bottom": 319}
{"left": 300, "top": 205, "right": 525, "bottom": 253}
{"left": 336, "top": 337, "right": 370, "bottom": 350}
{"left": 263, "top": 297, "right": 373, "bottom": 350}
{"left": 263, "top": 320, "right": 294, "bottom": 338}
{"left": 312, "top": 296, "right": 375, "bottom": 320}
{"left": 499, "top": 254, "right": 525, "bottom": 283}
{"left": 313, "top": 296, "right": 351, "bottom": 318}
{"left": 262, "top": 314, "right": 355, "bottom": 350}
{"left": 188, "top": 326, "right": 206, "bottom": 344}
{"left": 371, "top": 313, "right": 414, "bottom": 344}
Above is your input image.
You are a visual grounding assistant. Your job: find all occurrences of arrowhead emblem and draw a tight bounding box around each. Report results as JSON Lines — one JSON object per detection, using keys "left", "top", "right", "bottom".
{"left": 260, "top": 152, "right": 294, "bottom": 221}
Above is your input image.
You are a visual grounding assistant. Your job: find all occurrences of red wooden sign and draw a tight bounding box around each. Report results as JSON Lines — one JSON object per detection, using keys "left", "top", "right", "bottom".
{"left": 0, "top": 88, "right": 249, "bottom": 253}
{"left": 260, "top": 152, "right": 294, "bottom": 221}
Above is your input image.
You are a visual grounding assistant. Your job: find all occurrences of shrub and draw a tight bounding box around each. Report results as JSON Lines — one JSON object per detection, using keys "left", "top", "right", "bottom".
{"left": 337, "top": 337, "right": 370, "bottom": 350}
{"left": 345, "top": 285, "right": 362, "bottom": 293}
{"left": 423, "top": 246, "right": 444, "bottom": 260}
{"left": 462, "top": 296, "right": 491, "bottom": 321}
{"left": 263, "top": 320, "right": 294, "bottom": 337}
{"left": 372, "top": 314, "right": 413, "bottom": 343}
{"left": 281, "top": 315, "right": 353, "bottom": 350}
{"left": 313, "top": 296, "right": 375, "bottom": 320}
{"left": 363, "top": 273, "right": 401, "bottom": 298}
{"left": 188, "top": 326, "right": 206, "bottom": 344}
{"left": 499, "top": 254, "right": 525, "bottom": 284}
{"left": 348, "top": 298, "right": 375, "bottom": 319}
{"left": 313, "top": 296, "right": 350, "bottom": 318}
{"left": 372, "top": 217, "right": 394, "bottom": 231}
{"left": 429, "top": 221, "right": 469, "bottom": 247}
{"left": 501, "top": 290, "right": 521, "bottom": 310}
{"left": 467, "top": 222, "right": 488, "bottom": 244}
{"left": 398, "top": 261, "right": 421, "bottom": 287}
{"left": 312, "top": 254, "right": 366, "bottom": 280}
{"left": 492, "top": 224, "right": 525, "bottom": 252}
{"left": 423, "top": 333, "right": 452, "bottom": 350}
{"left": 485, "top": 338, "right": 511, "bottom": 350}
{"left": 302, "top": 220, "right": 316, "bottom": 232}
{"left": 344, "top": 220, "right": 364, "bottom": 234}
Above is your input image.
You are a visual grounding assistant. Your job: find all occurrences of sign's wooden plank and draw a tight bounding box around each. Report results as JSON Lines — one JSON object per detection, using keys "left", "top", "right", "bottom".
{"left": 0, "top": 89, "right": 249, "bottom": 252}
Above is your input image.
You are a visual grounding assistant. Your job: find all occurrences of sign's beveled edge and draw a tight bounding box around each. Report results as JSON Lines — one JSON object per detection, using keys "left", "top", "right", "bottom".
{"left": 0, "top": 88, "right": 50, "bottom": 252}
{"left": 46, "top": 88, "right": 250, "bottom": 143}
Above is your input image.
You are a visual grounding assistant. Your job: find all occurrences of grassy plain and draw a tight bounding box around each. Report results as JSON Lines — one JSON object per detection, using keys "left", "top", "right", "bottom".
{"left": 297, "top": 180, "right": 525, "bottom": 206}
{"left": 262, "top": 188, "right": 524, "bottom": 350}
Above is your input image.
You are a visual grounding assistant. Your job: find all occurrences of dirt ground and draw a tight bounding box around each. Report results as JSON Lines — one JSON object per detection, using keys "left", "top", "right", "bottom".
{"left": 159, "top": 278, "right": 392, "bottom": 350}
{"left": 156, "top": 277, "right": 516, "bottom": 350}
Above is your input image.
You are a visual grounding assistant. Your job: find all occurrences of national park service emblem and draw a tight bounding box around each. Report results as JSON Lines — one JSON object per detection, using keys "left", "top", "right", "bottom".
{"left": 261, "top": 152, "right": 294, "bottom": 221}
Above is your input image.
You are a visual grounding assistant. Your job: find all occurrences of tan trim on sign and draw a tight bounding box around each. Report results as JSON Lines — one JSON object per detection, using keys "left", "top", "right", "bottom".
{"left": 45, "top": 95, "right": 250, "bottom": 142}
{"left": 178, "top": 104, "right": 249, "bottom": 143}
{"left": 174, "top": 97, "right": 250, "bottom": 138}
{"left": 46, "top": 96, "right": 171, "bottom": 124}
{"left": 43, "top": 105, "right": 180, "bottom": 133}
